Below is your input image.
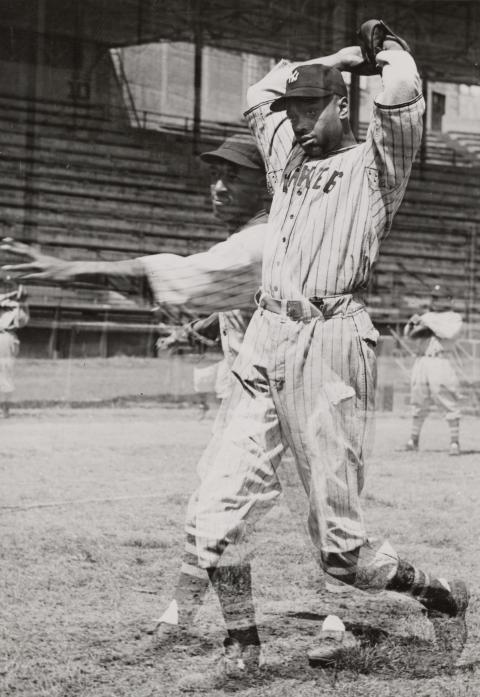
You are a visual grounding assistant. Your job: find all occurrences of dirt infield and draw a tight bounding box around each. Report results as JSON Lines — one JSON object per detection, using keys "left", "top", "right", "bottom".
{"left": 1, "top": 405, "right": 480, "bottom": 696}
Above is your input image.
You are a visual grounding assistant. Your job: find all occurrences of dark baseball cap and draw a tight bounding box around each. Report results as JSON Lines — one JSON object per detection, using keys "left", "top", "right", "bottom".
{"left": 431, "top": 284, "right": 453, "bottom": 299}
{"left": 200, "top": 134, "right": 263, "bottom": 170}
{"left": 270, "top": 64, "right": 348, "bottom": 112}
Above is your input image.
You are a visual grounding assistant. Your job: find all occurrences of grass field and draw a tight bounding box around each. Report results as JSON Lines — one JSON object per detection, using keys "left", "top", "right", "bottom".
{"left": 1, "top": 402, "right": 480, "bottom": 697}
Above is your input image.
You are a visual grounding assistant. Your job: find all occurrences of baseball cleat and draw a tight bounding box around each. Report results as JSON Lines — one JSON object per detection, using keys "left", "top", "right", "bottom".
{"left": 308, "top": 615, "right": 360, "bottom": 666}
{"left": 177, "top": 638, "right": 264, "bottom": 691}
{"left": 424, "top": 579, "right": 470, "bottom": 663}
{"left": 405, "top": 438, "right": 419, "bottom": 451}
{"left": 420, "top": 578, "right": 469, "bottom": 619}
{"left": 449, "top": 442, "right": 461, "bottom": 457}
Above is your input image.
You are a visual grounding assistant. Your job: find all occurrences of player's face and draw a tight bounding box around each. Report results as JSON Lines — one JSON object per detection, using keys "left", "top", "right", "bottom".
{"left": 430, "top": 295, "right": 452, "bottom": 312}
{"left": 286, "top": 96, "right": 346, "bottom": 157}
{"left": 209, "top": 161, "right": 264, "bottom": 225}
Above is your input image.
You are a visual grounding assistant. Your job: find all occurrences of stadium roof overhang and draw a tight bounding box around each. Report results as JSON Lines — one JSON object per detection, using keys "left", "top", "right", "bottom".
{"left": 1, "top": 0, "right": 479, "bottom": 85}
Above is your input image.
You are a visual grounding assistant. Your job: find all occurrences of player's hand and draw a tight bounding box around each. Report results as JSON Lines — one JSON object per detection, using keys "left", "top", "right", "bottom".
{"left": 0, "top": 238, "right": 73, "bottom": 282}
{"left": 409, "top": 314, "right": 422, "bottom": 324}
{"left": 334, "top": 46, "right": 364, "bottom": 71}
{"left": 156, "top": 324, "right": 190, "bottom": 352}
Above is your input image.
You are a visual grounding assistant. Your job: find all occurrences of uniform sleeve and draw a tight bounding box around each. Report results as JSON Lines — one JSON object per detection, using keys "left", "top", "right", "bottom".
{"left": 138, "top": 223, "right": 265, "bottom": 314}
{"left": 363, "top": 93, "right": 424, "bottom": 239}
{"left": 244, "top": 60, "right": 295, "bottom": 193}
{"left": 421, "top": 312, "right": 463, "bottom": 340}
{"left": 365, "top": 94, "right": 424, "bottom": 191}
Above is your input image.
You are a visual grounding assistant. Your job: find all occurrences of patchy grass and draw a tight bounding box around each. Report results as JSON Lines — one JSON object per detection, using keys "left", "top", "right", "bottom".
{"left": 0, "top": 406, "right": 479, "bottom": 696}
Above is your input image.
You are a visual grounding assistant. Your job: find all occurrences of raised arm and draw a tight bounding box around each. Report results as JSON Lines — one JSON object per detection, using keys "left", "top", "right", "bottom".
{"left": 376, "top": 49, "right": 421, "bottom": 106}
{"left": 245, "top": 46, "right": 364, "bottom": 108}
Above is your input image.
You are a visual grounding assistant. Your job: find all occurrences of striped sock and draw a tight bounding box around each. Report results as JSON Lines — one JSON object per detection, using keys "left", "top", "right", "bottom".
{"left": 448, "top": 418, "right": 460, "bottom": 444}
{"left": 207, "top": 564, "right": 261, "bottom": 647}
{"left": 386, "top": 559, "right": 454, "bottom": 614}
{"left": 322, "top": 549, "right": 360, "bottom": 589}
{"left": 411, "top": 414, "right": 426, "bottom": 441}
{"left": 172, "top": 533, "right": 210, "bottom": 624}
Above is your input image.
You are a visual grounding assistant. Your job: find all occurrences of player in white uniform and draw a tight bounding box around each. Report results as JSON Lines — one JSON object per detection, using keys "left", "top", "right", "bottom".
{"left": 159, "top": 34, "right": 470, "bottom": 687}
{"left": 0, "top": 287, "right": 29, "bottom": 417}
{"left": 404, "top": 284, "right": 462, "bottom": 455}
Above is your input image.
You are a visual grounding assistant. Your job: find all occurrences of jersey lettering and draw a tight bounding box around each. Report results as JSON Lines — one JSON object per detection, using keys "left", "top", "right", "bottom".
{"left": 312, "top": 167, "right": 329, "bottom": 189}
{"left": 287, "top": 163, "right": 343, "bottom": 195}
{"left": 323, "top": 170, "right": 344, "bottom": 193}
{"left": 295, "top": 164, "right": 315, "bottom": 190}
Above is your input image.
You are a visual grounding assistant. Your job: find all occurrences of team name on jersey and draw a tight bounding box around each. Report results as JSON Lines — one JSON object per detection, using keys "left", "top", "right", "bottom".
{"left": 283, "top": 161, "right": 343, "bottom": 195}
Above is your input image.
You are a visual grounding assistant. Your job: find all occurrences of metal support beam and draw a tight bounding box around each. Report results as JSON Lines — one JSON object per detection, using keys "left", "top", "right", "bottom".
{"left": 346, "top": 0, "right": 360, "bottom": 139}
{"left": 192, "top": 0, "right": 203, "bottom": 154}
{"left": 420, "top": 76, "right": 428, "bottom": 168}
{"left": 349, "top": 74, "right": 360, "bottom": 141}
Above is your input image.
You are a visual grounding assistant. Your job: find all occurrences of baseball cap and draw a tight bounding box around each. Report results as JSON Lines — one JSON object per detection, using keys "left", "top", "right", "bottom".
{"left": 200, "top": 134, "right": 263, "bottom": 170}
{"left": 431, "top": 284, "right": 453, "bottom": 299}
{"left": 270, "top": 64, "right": 348, "bottom": 113}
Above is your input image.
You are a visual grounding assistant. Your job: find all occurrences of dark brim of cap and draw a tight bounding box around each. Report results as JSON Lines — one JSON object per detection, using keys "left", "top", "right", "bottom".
{"left": 200, "top": 145, "right": 261, "bottom": 169}
{"left": 270, "top": 88, "right": 337, "bottom": 112}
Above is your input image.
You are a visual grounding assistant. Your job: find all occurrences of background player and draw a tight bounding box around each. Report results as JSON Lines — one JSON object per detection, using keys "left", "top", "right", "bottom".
{"left": 0, "top": 285, "right": 29, "bottom": 418}
{"left": 404, "top": 284, "right": 463, "bottom": 455}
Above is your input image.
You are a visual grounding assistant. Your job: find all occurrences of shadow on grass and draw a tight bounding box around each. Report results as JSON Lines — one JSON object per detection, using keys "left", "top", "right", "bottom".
{"left": 263, "top": 614, "right": 478, "bottom": 684}
{"left": 94, "top": 614, "right": 478, "bottom": 694}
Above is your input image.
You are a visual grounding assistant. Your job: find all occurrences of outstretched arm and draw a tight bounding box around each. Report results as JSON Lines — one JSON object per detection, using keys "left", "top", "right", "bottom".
{"left": 1, "top": 238, "right": 144, "bottom": 282}
{"left": 2, "top": 221, "right": 266, "bottom": 314}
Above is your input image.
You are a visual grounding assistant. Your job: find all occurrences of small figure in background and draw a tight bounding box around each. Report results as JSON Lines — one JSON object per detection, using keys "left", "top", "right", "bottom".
{"left": 0, "top": 286, "right": 29, "bottom": 418}
{"left": 404, "top": 284, "right": 462, "bottom": 455}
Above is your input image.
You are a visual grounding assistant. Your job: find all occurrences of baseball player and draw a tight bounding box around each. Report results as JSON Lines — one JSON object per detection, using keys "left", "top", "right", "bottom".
{"left": 0, "top": 286, "right": 29, "bottom": 417}
{"left": 1, "top": 135, "right": 284, "bottom": 644}
{"left": 404, "top": 284, "right": 462, "bottom": 455}
{"left": 159, "top": 22, "right": 469, "bottom": 688}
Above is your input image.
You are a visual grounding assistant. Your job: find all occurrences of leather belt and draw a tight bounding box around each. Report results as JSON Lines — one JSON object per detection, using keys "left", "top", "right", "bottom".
{"left": 255, "top": 291, "right": 326, "bottom": 321}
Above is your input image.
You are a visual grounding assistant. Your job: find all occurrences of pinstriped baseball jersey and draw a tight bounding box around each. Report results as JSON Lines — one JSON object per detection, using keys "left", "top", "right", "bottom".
{"left": 245, "top": 79, "right": 425, "bottom": 299}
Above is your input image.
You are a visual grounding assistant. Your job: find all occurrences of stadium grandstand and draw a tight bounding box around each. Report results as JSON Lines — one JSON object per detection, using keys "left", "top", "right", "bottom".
{"left": 0, "top": 0, "right": 478, "bottom": 358}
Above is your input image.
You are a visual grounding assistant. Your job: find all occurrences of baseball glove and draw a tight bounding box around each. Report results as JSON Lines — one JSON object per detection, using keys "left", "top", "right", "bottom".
{"left": 156, "top": 316, "right": 220, "bottom": 354}
{"left": 353, "top": 19, "right": 411, "bottom": 75}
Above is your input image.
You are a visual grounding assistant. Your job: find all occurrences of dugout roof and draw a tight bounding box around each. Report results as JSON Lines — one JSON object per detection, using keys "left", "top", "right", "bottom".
{"left": 1, "top": 0, "right": 479, "bottom": 85}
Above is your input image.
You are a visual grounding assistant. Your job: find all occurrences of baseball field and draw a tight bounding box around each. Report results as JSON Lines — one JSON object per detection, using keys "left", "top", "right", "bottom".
{"left": 1, "top": 357, "right": 480, "bottom": 697}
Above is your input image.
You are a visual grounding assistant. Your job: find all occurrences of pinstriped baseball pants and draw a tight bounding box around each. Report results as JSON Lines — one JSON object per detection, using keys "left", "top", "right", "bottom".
{"left": 193, "top": 300, "right": 381, "bottom": 585}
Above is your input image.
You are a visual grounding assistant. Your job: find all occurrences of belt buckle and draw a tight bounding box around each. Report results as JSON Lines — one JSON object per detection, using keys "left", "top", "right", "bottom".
{"left": 286, "top": 300, "right": 304, "bottom": 320}
{"left": 311, "top": 297, "right": 325, "bottom": 318}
